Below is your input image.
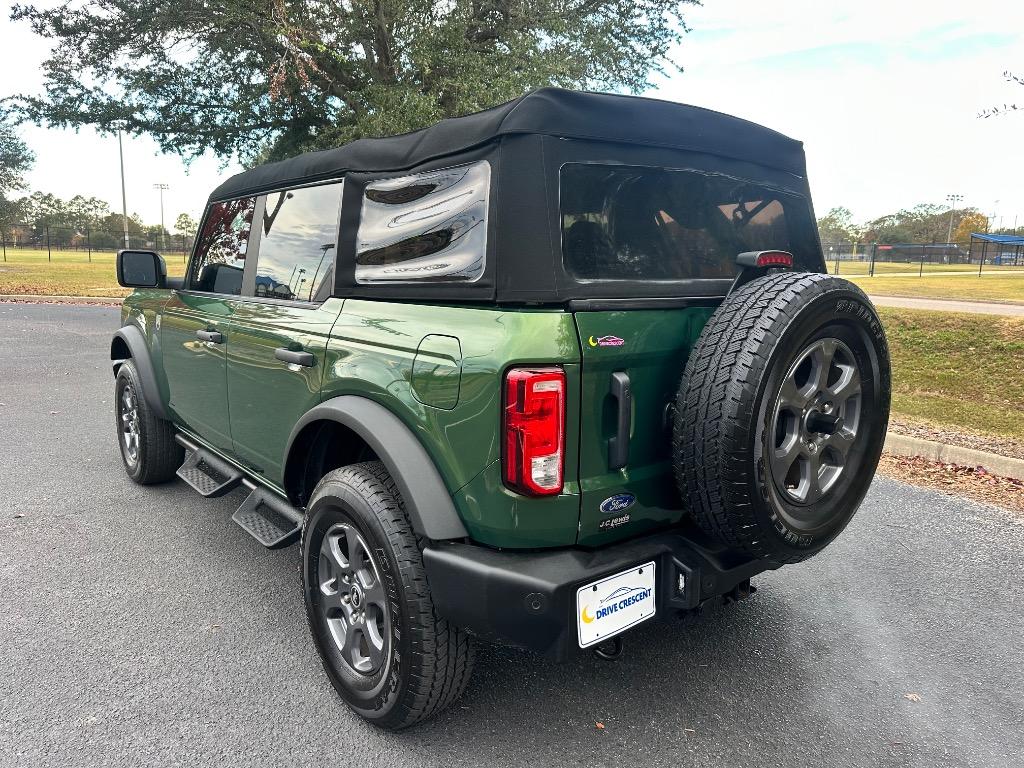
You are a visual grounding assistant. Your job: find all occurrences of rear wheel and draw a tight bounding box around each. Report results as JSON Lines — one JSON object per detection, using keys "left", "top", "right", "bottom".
{"left": 672, "top": 272, "right": 890, "bottom": 564}
{"left": 301, "top": 462, "right": 474, "bottom": 730}
{"left": 114, "top": 360, "right": 182, "bottom": 484}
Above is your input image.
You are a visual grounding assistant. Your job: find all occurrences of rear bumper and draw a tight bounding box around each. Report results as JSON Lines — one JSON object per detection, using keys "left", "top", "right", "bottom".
{"left": 422, "top": 522, "right": 777, "bottom": 662}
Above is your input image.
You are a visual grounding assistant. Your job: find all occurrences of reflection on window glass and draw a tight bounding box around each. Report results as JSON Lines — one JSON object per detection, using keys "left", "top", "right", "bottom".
{"left": 190, "top": 197, "right": 256, "bottom": 294}
{"left": 561, "top": 164, "right": 801, "bottom": 281}
{"left": 356, "top": 161, "right": 489, "bottom": 283}
{"left": 254, "top": 182, "right": 343, "bottom": 302}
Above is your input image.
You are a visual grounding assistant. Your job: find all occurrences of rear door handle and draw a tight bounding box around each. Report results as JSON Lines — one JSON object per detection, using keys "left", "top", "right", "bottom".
{"left": 609, "top": 371, "right": 631, "bottom": 470}
{"left": 196, "top": 329, "right": 224, "bottom": 344}
{"left": 275, "top": 347, "right": 315, "bottom": 368}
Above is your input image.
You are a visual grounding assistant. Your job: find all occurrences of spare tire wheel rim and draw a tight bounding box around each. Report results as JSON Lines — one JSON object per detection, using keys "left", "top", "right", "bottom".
{"left": 768, "top": 337, "right": 862, "bottom": 510}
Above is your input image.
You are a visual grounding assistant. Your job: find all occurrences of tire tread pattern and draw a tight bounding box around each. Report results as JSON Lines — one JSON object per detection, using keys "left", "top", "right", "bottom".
{"left": 307, "top": 462, "right": 474, "bottom": 729}
{"left": 672, "top": 271, "right": 884, "bottom": 565}
{"left": 116, "top": 360, "right": 182, "bottom": 484}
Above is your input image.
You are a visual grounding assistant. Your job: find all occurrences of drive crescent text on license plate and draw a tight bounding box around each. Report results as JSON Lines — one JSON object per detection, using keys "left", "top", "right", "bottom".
{"left": 576, "top": 562, "right": 656, "bottom": 648}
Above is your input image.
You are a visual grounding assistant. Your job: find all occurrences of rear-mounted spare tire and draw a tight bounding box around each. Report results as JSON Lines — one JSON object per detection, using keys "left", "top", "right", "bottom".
{"left": 672, "top": 272, "right": 890, "bottom": 565}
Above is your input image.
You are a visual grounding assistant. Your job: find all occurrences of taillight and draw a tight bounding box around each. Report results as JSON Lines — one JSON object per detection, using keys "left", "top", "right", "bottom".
{"left": 503, "top": 367, "right": 566, "bottom": 496}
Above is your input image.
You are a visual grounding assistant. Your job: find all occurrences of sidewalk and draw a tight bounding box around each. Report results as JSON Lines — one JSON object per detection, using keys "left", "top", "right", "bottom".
{"left": 869, "top": 294, "right": 1024, "bottom": 316}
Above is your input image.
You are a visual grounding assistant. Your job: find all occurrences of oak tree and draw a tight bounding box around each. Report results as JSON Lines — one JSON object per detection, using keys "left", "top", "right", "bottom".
{"left": 10, "top": 0, "right": 696, "bottom": 165}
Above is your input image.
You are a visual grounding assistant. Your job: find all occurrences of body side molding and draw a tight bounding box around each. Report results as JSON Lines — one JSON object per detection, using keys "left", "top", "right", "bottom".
{"left": 284, "top": 396, "right": 469, "bottom": 541}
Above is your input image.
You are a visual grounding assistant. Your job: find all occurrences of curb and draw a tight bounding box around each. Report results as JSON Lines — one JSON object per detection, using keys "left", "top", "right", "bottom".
{"left": 884, "top": 432, "right": 1024, "bottom": 482}
{"left": 0, "top": 294, "right": 124, "bottom": 306}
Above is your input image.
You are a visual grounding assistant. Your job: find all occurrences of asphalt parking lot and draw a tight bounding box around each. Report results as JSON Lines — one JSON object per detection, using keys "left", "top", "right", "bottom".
{"left": 1, "top": 302, "right": 1022, "bottom": 768}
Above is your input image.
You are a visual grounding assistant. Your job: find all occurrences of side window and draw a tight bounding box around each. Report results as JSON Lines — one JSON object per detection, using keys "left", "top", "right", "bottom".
{"left": 560, "top": 164, "right": 803, "bottom": 281}
{"left": 252, "top": 182, "right": 343, "bottom": 302}
{"left": 189, "top": 197, "right": 256, "bottom": 295}
{"left": 355, "top": 160, "right": 489, "bottom": 283}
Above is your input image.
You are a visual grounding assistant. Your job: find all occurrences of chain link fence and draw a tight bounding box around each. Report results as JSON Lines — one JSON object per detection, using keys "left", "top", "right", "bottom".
{"left": 821, "top": 241, "right": 1024, "bottom": 276}
{"left": 5, "top": 226, "right": 1022, "bottom": 277}
{"left": 1, "top": 226, "right": 195, "bottom": 263}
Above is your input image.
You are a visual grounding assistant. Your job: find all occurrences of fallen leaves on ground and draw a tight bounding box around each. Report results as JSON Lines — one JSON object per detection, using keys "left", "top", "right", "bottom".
{"left": 878, "top": 453, "right": 1024, "bottom": 515}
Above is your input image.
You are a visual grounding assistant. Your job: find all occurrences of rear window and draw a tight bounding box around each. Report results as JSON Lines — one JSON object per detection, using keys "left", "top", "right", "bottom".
{"left": 560, "top": 164, "right": 810, "bottom": 281}
{"left": 355, "top": 161, "right": 489, "bottom": 283}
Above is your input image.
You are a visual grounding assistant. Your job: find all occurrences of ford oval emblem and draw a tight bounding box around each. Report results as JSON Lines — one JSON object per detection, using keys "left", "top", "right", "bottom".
{"left": 599, "top": 493, "right": 636, "bottom": 515}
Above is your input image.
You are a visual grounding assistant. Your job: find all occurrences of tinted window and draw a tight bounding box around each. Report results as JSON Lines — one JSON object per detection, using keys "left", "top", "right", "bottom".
{"left": 561, "top": 164, "right": 807, "bottom": 281}
{"left": 254, "top": 183, "right": 343, "bottom": 302}
{"left": 355, "top": 161, "right": 489, "bottom": 283}
{"left": 189, "top": 197, "right": 256, "bottom": 294}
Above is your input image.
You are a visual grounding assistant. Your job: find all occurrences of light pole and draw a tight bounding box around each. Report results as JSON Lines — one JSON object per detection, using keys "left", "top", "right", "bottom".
{"left": 118, "top": 130, "right": 130, "bottom": 249}
{"left": 945, "top": 193, "right": 964, "bottom": 244}
{"left": 153, "top": 183, "right": 169, "bottom": 251}
{"left": 291, "top": 268, "right": 306, "bottom": 297}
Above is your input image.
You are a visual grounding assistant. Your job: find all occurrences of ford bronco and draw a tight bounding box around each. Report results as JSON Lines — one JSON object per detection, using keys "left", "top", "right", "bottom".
{"left": 111, "top": 88, "right": 890, "bottom": 729}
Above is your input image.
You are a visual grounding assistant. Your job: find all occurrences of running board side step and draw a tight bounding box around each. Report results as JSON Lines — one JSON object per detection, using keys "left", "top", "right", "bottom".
{"left": 175, "top": 442, "right": 243, "bottom": 498}
{"left": 174, "top": 434, "right": 302, "bottom": 549}
{"left": 232, "top": 488, "right": 302, "bottom": 549}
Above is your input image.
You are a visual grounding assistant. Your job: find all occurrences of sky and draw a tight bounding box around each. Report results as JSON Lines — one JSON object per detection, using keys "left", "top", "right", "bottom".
{"left": 1, "top": 0, "right": 1022, "bottom": 228}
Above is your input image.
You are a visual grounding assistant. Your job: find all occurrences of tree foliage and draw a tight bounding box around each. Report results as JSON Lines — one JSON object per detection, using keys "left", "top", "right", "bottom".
{"left": 0, "top": 124, "right": 34, "bottom": 196}
{"left": 816, "top": 207, "right": 859, "bottom": 243}
{"left": 21, "top": 191, "right": 111, "bottom": 230}
{"left": 175, "top": 212, "right": 198, "bottom": 235}
{"left": 979, "top": 70, "right": 1021, "bottom": 118}
{"left": 953, "top": 211, "right": 989, "bottom": 242}
{"left": 0, "top": 123, "right": 34, "bottom": 229}
{"left": 9, "top": 0, "right": 696, "bottom": 165}
{"left": 819, "top": 203, "right": 990, "bottom": 246}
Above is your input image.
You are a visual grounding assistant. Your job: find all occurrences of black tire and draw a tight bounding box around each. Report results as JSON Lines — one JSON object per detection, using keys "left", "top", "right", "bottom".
{"left": 301, "top": 461, "right": 474, "bottom": 730}
{"left": 114, "top": 359, "right": 183, "bottom": 484}
{"left": 672, "top": 272, "right": 890, "bottom": 564}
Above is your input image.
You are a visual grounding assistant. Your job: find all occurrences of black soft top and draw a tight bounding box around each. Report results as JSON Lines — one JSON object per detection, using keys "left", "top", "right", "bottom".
{"left": 211, "top": 88, "right": 806, "bottom": 201}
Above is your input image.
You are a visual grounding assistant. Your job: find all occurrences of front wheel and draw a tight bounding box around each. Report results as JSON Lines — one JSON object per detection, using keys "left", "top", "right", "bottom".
{"left": 301, "top": 462, "right": 474, "bottom": 730}
{"left": 114, "top": 359, "right": 183, "bottom": 484}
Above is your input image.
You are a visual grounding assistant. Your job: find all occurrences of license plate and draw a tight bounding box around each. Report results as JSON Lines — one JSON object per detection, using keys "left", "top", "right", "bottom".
{"left": 576, "top": 562, "right": 656, "bottom": 648}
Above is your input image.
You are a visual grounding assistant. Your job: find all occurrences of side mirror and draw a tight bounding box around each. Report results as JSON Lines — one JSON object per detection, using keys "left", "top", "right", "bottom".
{"left": 116, "top": 249, "right": 167, "bottom": 288}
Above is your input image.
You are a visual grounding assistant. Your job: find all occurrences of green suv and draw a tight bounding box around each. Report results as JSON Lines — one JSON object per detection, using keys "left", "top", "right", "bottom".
{"left": 111, "top": 89, "right": 890, "bottom": 729}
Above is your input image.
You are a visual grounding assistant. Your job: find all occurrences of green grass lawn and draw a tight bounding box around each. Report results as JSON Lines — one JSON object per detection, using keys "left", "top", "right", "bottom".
{"left": 0, "top": 247, "right": 187, "bottom": 297}
{"left": 847, "top": 273, "right": 1024, "bottom": 303}
{"left": 880, "top": 307, "right": 1024, "bottom": 440}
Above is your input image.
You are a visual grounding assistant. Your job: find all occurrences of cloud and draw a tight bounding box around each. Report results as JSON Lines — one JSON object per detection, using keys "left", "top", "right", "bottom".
{"left": 652, "top": 0, "right": 1024, "bottom": 224}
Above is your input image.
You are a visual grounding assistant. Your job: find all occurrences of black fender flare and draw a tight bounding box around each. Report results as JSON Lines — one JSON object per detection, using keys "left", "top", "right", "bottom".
{"left": 111, "top": 325, "right": 169, "bottom": 420}
{"left": 284, "top": 396, "right": 469, "bottom": 541}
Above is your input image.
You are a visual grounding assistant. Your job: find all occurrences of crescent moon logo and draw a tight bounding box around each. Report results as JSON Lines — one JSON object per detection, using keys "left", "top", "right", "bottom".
{"left": 587, "top": 335, "right": 626, "bottom": 348}
{"left": 580, "top": 605, "right": 595, "bottom": 624}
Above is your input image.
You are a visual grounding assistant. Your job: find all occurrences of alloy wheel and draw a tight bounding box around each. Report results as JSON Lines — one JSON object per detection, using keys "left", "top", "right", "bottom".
{"left": 317, "top": 522, "right": 390, "bottom": 675}
{"left": 119, "top": 382, "right": 141, "bottom": 467}
{"left": 768, "top": 337, "right": 862, "bottom": 506}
